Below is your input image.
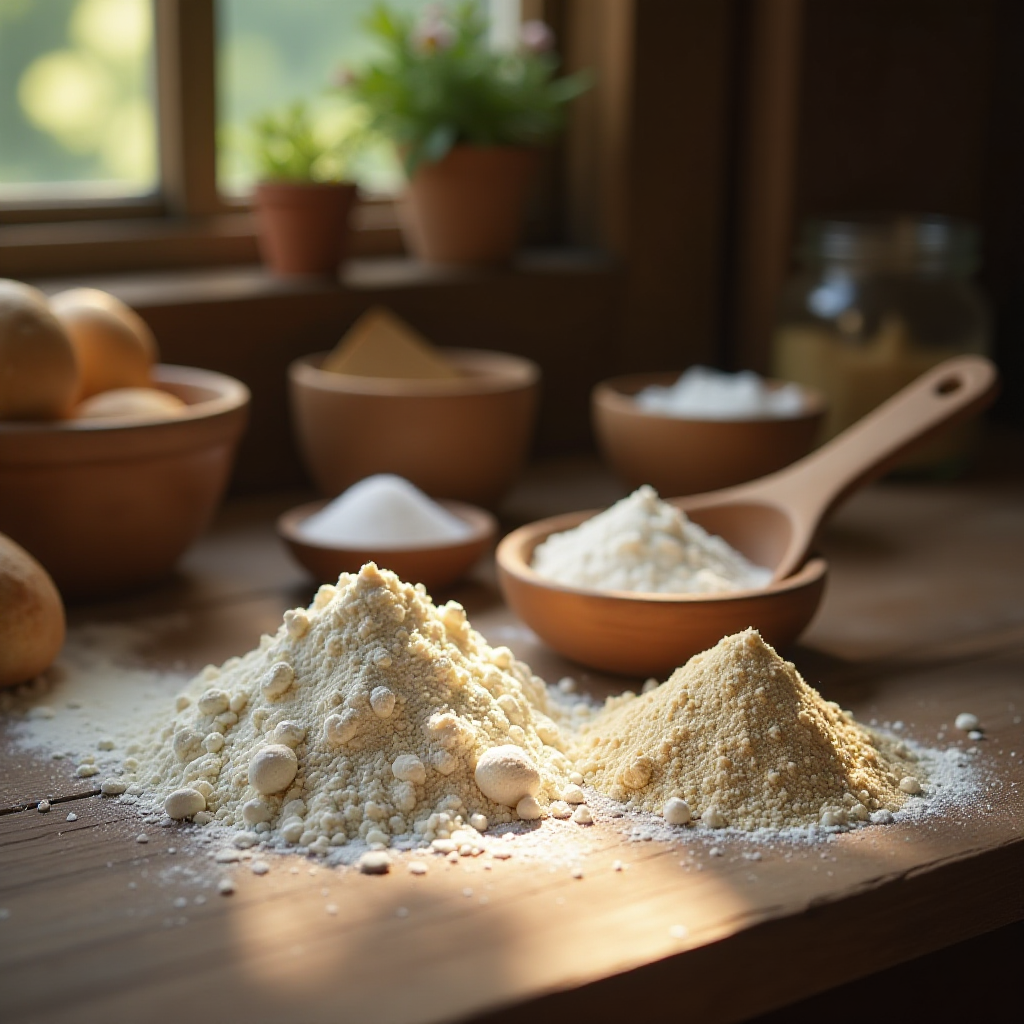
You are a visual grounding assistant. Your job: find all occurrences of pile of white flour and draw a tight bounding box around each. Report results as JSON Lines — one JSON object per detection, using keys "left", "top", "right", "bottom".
{"left": 2, "top": 575, "right": 978, "bottom": 862}
{"left": 531, "top": 486, "right": 771, "bottom": 594}
{"left": 130, "top": 563, "right": 577, "bottom": 853}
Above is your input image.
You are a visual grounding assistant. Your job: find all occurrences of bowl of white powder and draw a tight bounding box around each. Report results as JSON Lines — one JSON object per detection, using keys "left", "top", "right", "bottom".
{"left": 278, "top": 474, "right": 497, "bottom": 592}
{"left": 592, "top": 367, "right": 825, "bottom": 496}
{"left": 496, "top": 486, "right": 827, "bottom": 676}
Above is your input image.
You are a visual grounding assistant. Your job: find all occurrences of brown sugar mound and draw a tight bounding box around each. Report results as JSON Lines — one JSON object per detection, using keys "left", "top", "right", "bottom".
{"left": 578, "top": 629, "right": 921, "bottom": 830}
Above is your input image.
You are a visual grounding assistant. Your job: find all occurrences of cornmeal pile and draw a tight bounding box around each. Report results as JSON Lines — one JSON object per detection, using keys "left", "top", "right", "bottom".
{"left": 576, "top": 630, "right": 919, "bottom": 829}
{"left": 136, "top": 563, "right": 576, "bottom": 853}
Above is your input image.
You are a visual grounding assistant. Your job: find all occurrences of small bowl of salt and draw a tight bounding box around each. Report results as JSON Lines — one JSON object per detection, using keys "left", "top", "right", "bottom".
{"left": 278, "top": 474, "right": 497, "bottom": 593}
{"left": 592, "top": 366, "right": 825, "bottom": 496}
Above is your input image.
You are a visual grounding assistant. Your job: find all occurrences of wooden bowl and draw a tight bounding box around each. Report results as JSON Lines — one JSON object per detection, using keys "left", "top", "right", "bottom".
{"left": 592, "top": 373, "right": 826, "bottom": 496}
{"left": 288, "top": 348, "right": 540, "bottom": 507}
{"left": 496, "top": 507, "right": 828, "bottom": 678}
{"left": 278, "top": 498, "right": 497, "bottom": 593}
{"left": 0, "top": 365, "right": 250, "bottom": 601}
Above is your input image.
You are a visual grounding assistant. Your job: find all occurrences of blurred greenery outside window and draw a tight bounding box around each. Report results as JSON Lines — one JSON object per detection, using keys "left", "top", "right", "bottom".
{"left": 218, "top": 0, "right": 449, "bottom": 197}
{"left": 0, "top": 0, "right": 501, "bottom": 207}
{"left": 0, "top": 0, "right": 157, "bottom": 200}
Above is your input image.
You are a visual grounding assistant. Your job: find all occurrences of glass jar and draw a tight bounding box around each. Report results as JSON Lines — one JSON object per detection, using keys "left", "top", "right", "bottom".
{"left": 772, "top": 215, "right": 990, "bottom": 473}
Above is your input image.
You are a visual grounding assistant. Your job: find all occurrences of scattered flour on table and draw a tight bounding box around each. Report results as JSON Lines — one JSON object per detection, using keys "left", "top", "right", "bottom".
{"left": 298, "top": 474, "right": 471, "bottom": 549}
{"left": 2, "top": 576, "right": 982, "bottom": 870}
{"left": 530, "top": 486, "right": 771, "bottom": 594}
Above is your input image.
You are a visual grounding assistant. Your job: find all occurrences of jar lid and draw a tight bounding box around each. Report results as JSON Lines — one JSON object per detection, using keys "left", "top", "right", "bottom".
{"left": 798, "top": 214, "right": 980, "bottom": 274}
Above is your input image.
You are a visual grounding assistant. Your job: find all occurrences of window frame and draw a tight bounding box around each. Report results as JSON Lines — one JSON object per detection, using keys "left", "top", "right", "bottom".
{"left": 0, "top": 0, "right": 405, "bottom": 276}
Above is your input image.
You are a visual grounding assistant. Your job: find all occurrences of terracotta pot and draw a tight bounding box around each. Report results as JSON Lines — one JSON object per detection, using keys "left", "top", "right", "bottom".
{"left": 288, "top": 348, "right": 540, "bottom": 507}
{"left": 253, "top": 181, "right": 358, "bottom": 276}
{"left": 0, "top": 365, "right": 250, "bottom": 600}
{"left": 592, "top": 373, "right": 826, "bottom": 497}
{"left": 399, "top": 146, "right": 541, "bottom": 265}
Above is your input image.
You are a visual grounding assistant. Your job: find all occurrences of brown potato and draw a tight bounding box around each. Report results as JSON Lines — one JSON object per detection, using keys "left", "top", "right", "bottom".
{"left": 50, "top": 288, "right": 158, "bottom": 400}
{"left": 0, "top": 279, "right": 79, "bottom": 420}
{"left": 0, "top": 532, "right": 65, "bottom": 688}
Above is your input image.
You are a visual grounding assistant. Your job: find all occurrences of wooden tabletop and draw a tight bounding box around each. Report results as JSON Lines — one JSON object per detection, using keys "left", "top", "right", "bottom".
{"left": 2, "top": 462, "right": 1022, "bottom": 1024}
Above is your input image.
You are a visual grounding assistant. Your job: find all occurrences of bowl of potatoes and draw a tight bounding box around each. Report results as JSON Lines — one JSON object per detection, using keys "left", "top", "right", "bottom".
{"left": 0, "top": 279, "right": 249, "bottom": 600}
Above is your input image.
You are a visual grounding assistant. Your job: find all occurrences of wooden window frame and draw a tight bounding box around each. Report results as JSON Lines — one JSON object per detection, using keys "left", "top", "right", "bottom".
{"left": 0, "top": 0, "right": 403, "bottom": 278}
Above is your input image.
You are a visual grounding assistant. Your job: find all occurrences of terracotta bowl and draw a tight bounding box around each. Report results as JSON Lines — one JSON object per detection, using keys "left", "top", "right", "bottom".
{"left": 592, "top": 373, "right": 826, "bottom": 497}
{"left": 0, "top": 365, "right": 250, "bottom": 601}
{"left": 288, "top": 348, "right": 540, "bottom": 507}
{"left": 496, "top": 507, "right": 828, "bottom": 678}
{"left": 278, "top": 498, "right": 497, "bottom": 594}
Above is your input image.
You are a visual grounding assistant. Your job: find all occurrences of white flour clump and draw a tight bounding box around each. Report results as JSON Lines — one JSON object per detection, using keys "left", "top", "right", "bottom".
{"left": 634, "top": 366, "right": 806, "bottom": 419}
{"left": 298, "top": 474, "right": 472, "bottom": 548}
{"left": 577, "top": 629, "right": 919, "bottom": 830}
{"left": 130, "top": 563, "right": 575, "bottom": 853}
{"left": 531, "top": 486, "right": 770, "bottom": 594}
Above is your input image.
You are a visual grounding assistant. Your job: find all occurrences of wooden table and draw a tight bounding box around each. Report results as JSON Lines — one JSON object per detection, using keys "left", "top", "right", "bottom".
{"left": 2, "top": 464, "right": 1022, "bottom": 1024}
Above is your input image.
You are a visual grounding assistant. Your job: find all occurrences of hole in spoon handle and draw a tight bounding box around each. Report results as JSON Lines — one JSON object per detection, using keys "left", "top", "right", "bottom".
{"left": 768, "top": 355, "right": 998, "bottom": 580}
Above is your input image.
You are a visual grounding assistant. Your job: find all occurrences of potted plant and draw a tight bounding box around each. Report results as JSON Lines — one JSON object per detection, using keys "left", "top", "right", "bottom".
{"left": 251, "top": 101, "right": 365, "bottom": 277}
{"left": 343, "top": 2, "right": 590, "bottom": 266}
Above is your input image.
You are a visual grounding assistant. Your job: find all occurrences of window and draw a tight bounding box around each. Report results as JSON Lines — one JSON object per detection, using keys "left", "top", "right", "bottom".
{"left": 0, "top": 0, "right": 527, "bottom": 275}
{"left": 217, "top": 0, "right": 434, "bottom": 197}
{"left": 0, "top": 0, "right": 157, "bottom": 202}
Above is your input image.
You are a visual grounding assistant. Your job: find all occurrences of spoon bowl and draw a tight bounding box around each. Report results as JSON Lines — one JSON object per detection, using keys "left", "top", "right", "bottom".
{"left": 497, "top": 509, "right": 827, "bottom": 677}
{"left": 497, "top": 356, "right": 997, "bottom": 676}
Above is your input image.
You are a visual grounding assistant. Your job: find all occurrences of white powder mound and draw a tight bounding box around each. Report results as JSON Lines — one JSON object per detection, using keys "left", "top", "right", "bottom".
{"left": 531, "top": 486, "right": 771, "bottom": 594}
{"left": 634, "top": 366, "right": 806, "bottom": 419}
{"left": 299, "top": 474, "right": 472, "bottom": 548}
{"left": 3, "top": 604, "right": 982, "bottom": 862}
{"left": 127, "top": 563, "right": 578, "bottom": 854}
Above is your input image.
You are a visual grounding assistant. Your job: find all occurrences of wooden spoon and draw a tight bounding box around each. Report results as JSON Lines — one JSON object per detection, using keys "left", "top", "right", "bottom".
{"left": 496, "top": 355, "right": 997, "bottom": 676}
{"left": 675, "top": 355, "right": 999, "bottom": 580}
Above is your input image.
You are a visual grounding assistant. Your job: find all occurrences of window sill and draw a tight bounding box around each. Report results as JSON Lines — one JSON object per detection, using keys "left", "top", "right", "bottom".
{"left": 1, "top": 203, "right": 403, "bottom": 278}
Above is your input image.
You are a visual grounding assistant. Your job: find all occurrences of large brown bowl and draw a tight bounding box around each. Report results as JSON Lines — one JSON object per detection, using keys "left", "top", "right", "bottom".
{"left": 288, "top": 348, "right": 539, "bottom": 507}
{"left": 0, "top": 365, "right": 249, "bottom": 600}
{"left": 496, "top": 507, "right": 828, "bottom": 678}
{"left": 278, "top": 498, "right": 497, "bottom": 594}
{"left": 592, "top": 373, "right": 826, "bottom": 496}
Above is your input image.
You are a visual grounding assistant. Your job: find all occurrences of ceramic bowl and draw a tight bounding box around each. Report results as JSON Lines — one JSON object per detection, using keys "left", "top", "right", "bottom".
{"left": 496, "top": 506, "right": 828, "bottom": 678}
{"left": 592, "top": 373, "right": 826, "bottom": 496}
{"left": 278, "top": 498, "right": 497, "bottom": 593}
{"left": 0, "top": 365, "right": 250, "bottom": 600}
{"left": 288, "top": 348, "right": 540, "bottom": 507}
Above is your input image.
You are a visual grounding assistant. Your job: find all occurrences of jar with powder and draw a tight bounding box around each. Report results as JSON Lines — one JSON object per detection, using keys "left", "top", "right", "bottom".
{"left": 772, "top": 215, "right": 990, "bottom": 474}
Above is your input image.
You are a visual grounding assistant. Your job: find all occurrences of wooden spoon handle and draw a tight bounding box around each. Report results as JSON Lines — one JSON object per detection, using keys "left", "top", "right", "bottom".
{"left": 765, "top": 354, "right": 998, "bottom": 579}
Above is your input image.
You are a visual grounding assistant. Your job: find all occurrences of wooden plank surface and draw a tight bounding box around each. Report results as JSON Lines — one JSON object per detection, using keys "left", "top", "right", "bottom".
{"left": 2, "top": 469, "right": 1022, "bottom": 1024}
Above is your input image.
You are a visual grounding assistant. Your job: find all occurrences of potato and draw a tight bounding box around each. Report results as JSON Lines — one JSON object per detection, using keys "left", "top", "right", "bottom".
{"left": 0, "top": 532, "right": 65, "bottom": 688}
{"left": 50, "top": 288, "right": 157, "bottom": 400}
{"left": 0, "top": 279, "right": 79, "bottom": 420}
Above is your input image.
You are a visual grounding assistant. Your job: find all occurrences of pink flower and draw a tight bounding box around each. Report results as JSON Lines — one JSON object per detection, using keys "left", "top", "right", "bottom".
{"left": 412, "top": 5, "right": 455, "bottom": 54}
{"left": 520, "top": 20, "right": 554, "bottom": 54}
